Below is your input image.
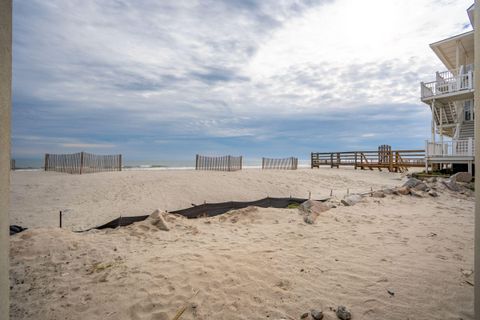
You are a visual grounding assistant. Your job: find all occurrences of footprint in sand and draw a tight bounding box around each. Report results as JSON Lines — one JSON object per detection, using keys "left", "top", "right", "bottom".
{"left": 452, "top": 253, "right": 463, "bottom": 261}
{"left": 363, "top": 308, "right": 376, "bottom": 316}
{"left": 252, "top": 296, "right": 263, "bottom": 304}
{"left": 275, "top": 279, "right": 292, "bottom": 291}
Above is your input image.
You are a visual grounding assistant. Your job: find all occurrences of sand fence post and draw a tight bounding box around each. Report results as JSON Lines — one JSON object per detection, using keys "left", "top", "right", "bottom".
{"left": 79, "top": 151, "right": 84, "bottom": 174}
{"left": 44, "top": 153, "right": 49, "bottom": 171}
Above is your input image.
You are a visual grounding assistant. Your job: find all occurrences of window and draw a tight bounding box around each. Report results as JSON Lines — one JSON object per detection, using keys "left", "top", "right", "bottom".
{"left": 464, "top": 100, "right": 473, "bottom": 121}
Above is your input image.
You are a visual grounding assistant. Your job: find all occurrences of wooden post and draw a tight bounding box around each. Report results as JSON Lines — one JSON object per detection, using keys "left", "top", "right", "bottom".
{"left": 79, "top": 151, "right": 84, "bottom": 174}
{"left": 388, "top": 150, "right": 393, "bottom": 172}
{"left": 469, "top": 137, "right": 474, "bottom": 157}
{"left": 330, "top": 153, "right": 333, "bottom": 168}
{"left": 118, "top": 154, "right": 122, "bottom": 171}
{"left": 440, "top": 106, "right": 444, "bottom": 154}
{"left": 432, "top": 99, "right": 436, "bottom": 144}
{"left": 44, "top": 153, "right": 49, "bottom": 171}
{"left": 354, "top": 152, "right": 357, "bottom": 170}
{"left": 395, "top": 152, "right": 399, "bottom": 173}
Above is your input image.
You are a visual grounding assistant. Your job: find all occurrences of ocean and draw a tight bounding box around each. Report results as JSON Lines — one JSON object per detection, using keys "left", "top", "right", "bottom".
{"left": 11, "top": 158, "right": 311, "bottom": 171}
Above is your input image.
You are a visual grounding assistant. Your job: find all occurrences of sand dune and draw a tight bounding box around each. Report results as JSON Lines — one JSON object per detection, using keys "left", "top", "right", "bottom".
{"left": 9, "top": 169, "right": 474, "bottom": 319}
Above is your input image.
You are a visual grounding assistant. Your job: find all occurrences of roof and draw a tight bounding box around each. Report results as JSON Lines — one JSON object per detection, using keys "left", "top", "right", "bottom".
{"left": 467, "top": 3, "right": 474, "bottom": 27}
{"left": 429, "top": 30, "right": 474, "bottom": 71}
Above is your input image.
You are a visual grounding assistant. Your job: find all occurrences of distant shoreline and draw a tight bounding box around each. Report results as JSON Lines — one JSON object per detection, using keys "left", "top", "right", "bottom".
{"left": 12, "top": 164, "right": 312, "bottom": 172}
{"left": 11, "top": 160, "right": 312, "bottom": 171}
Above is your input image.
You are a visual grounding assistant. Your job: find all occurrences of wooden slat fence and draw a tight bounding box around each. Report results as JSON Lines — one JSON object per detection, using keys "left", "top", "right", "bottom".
{"left": 44, "top": 152, "right": 122, "bottom": 174}
{"left": 378, "top": 145, "right": 391, "bottom": 164}
{"left": 262, "top": 157, "right": 298, "bottom": 170}
{"left": 311, "top": 148, "right": 425, "bottom": 173}
{"left": 195, "top": 155, "right": 242, "bottom": 171}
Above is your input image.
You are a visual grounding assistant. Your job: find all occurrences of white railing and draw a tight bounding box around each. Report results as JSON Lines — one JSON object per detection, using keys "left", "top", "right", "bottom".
{"left": 425, "top": 138, "right": 474, "bottom": 157}
{"left": 421, "top": 71, "right": 473, "bottom": 99}
{"left": 437, "top": 69, "right": 458, "bottom": 80}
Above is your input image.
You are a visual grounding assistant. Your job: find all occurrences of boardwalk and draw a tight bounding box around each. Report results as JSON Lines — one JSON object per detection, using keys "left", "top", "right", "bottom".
{"left": 311, "top": 148, "right": 425, "bottom": 172}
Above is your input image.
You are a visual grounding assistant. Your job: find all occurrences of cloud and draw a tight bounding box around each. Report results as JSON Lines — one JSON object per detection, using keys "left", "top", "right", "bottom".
{"left": 60, "top": 143, "right": 115, "bottom": 148}
{"left": 12, "top": 0, "right": 473, "bottom": 162}
{"left": 190, "top": 67, "right": 250, "bottom": 84}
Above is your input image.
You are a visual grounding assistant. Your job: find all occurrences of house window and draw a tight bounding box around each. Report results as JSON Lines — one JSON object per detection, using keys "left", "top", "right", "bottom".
{"left": 465, "top": 64, "right": 474, "bottom": 74}
{"left": 464, "top": 100, "right": 473, "bottom": 121}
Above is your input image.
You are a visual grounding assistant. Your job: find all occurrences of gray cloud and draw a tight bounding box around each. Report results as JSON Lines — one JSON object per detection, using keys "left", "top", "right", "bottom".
{"left": 12, "top": 0, "right": 471, "bottom": 160}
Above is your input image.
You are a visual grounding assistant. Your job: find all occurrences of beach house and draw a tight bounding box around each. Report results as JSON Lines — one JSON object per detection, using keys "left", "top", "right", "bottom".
{"left": 421, "top": 4, "right": 475, "bottom": 173}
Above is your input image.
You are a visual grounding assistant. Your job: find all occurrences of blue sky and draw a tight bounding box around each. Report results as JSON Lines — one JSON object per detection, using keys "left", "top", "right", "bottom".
{"left": 12, "top": 0, "right": 473, "bottom": 163}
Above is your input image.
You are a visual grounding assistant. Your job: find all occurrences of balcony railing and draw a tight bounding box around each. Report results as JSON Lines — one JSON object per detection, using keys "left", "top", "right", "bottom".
{"left": 421, "top": 70, "right": 473, "bottom": 99}
{"left": 425, "top": 138, "right": 474, "bottom": 157}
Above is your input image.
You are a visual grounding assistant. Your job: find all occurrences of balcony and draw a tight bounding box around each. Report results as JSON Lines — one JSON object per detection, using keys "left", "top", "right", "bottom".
{"left": 425, "top": 138, "right": 474, "bottom": 158}
{"left": 420, "top": 68, "right": 473, "bottom": 100}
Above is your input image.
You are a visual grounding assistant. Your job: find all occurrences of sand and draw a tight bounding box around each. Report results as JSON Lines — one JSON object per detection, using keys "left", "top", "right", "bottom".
{"left": 10, "top": 168, "right": 404, "bottom": 230}
{"left": 9, "top": 168, "right": 475, "bottom": 319}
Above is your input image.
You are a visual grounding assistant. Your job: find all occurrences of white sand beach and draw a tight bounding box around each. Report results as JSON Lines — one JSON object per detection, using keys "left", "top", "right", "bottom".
{"left": 10, "top": 168, "right": 405, "bottom": 230}
{"left": 9, "top": 168, "right": 475, "bottom": 319}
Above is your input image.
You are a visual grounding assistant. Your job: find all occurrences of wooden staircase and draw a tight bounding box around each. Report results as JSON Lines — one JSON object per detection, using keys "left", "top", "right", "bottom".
{"left": 433, "top": 101, "right": 456, "bottom": 126}
{"left": 459, "top": 121, "right": 474, "bottom": 139}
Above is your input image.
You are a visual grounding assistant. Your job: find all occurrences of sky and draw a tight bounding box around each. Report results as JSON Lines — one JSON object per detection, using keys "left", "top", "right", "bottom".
{"left": 12, "top": 0, "right": 474, "bottom": 164}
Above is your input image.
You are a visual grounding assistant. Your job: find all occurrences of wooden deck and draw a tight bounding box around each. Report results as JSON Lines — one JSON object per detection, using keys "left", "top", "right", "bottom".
{"left": 311, "top": 149, "right": 425, "bottom": 172}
